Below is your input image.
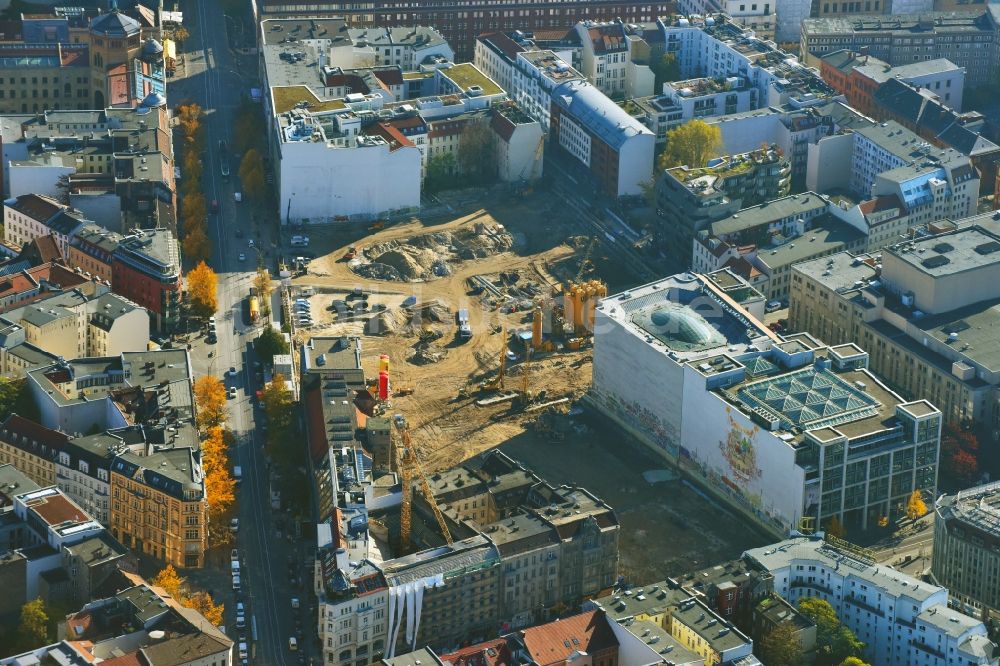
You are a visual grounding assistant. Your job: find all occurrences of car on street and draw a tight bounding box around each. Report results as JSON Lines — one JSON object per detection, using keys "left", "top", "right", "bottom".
{"left": 238, "top": 252, "right": 246, "bottom": 262}
{"left": 230, "top": 518, "right": 240, "bottom": 532}
{"left": 207, "top": 333, "right": 217, "bottom": 344}
{"left": 236, "top": 612, "right": 246, "bottom": 629}
{"left": 228, "top": 366, "right": 238, "bottom": 376}
{"left": 218, "top": 139, "right": 227, "bottom": 153}
{"left": 288, "top": 637, "right": 298, "bottom": 652}
{"left": 228, "top": 386, "right": 237, "bottom": 399}
{"left": 291, "top": 597, "right": 300, "bottom": 609}
{"left": 238, "top": 637, "right": 248, "bottom": 660}
{"left": 221, "top": 161, "right": 230, "bottom": 178}
{"left": 231, "top": 549, "right": 239, "bottom": 562}
{"left": 236, "top": 601, "right": 245, "bottom": 615}
{"left": 210, "top": 199, "right": 219, "bottom": 214}
{"left": 232, "top": 574, "right": 241, "bottom": 591}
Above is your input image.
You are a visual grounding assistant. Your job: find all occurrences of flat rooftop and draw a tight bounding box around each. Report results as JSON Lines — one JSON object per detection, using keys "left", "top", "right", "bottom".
{"left": 710, "top": 192, "right": 829, "bottom": 238}
{"left": 912, "top": 298, "right": 1000, "bottom": 373}
{"left": 936, "top": 481, "right": 1000, "bottom": 544}
{"left": 745, "top": 536, "right": 940, "bottom": 602}
{"left": 438, "top": 63, "right": 503, "bottom": 97}
{"left": 754, "top": 218, "right": 866, "bottom": 270}
{"left": 886, "top": 225, "right": 1000, "bottom": 277}
{"left": 598, "top": 272, "right": 774, "bottom": 360}
{"left": 793, "top": 251, "right": 878, "bottom": 293}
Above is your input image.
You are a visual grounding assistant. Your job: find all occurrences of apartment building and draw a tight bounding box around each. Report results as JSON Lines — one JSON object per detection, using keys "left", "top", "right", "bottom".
{"left": 0, "top": 284, "right": 149, "bottom": 367}
{"left": 870, "top": 79, "right": 1000, "bottom": 190}
{"left": 658, "top": 15, "right": 837, "bottom": 112}
{"left": 2, "top": 193, "right": 86, "bottom": 257}
{"left": 819, "top": 50, "right": 965, "bottom": 114}
{"left": 110, "top": 447, "right": 206, "bottom": 569}
{"left": 805, "top": 120, "right": 981, "bottom": 223}
{"left": 661, "top": 75, "right": 757, "bottom": 122}
{"left": 591, "top": 271, "right": 942, "bottom": 534}
{"left": 383, "top": 609, "right": 704, "bottom": 666}
{"left": 588, "top": 581, "right": 756, "bottom": 665}
{"left": 788, "top": 222, "right": 1000, "bottom": 429}
{"left": 2, "top": 104, "right": 176, "bottom": 232}
{"left": 573, "top": 20, "right": 655, "bottom": 98}
{"left": 255, "top": 0, "right": 677, "bottom": 60}
{"left": 677, "top": 0, "right": 777, "bottom": 41}
{"left": 0, "top": 413, "right": 68, "bottom": 487}
{"left": 550, "top": 79, "right": 655, "bottom": 197}
{"left": 800, "top": 10, "right": 1000, "bottom": 87}
{"left": 0, "top": 262, "right": 87, "bottom": 313}
{"left": 67, "top": 223, "right": 122, "bottom": 282}
{"left": 933, "top": 481, "right": 1000, "bottom": 612}
{"left": 746, "top": 536, "right": 999, "bottom": 666}
{"left": 655, "top": 147, "right": 790, "bottom": 261}
{"left": 0, "top": 44, "right": 91, "bottom": 114}
{"left": 345, "top": 26, "right": 454, "bottom": 70}
{"left": 57, "top": 573, "right": 233, "bottom": 666}
{"left": 111, "top": 228, "right": 181, "bottom": 333}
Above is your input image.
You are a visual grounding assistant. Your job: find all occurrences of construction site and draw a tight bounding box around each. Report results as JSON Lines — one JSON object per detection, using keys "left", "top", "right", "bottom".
{"left": 292, "top": 188, "right": 766, "bottom": 582}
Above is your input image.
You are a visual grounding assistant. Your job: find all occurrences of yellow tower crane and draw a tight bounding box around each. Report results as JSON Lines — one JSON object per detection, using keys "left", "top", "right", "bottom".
{"left": 394, "top": 425, "right": 453, "bottom": 553}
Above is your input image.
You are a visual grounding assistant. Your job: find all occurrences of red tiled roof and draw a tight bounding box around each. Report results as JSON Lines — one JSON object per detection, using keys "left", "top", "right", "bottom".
{"left": 439, "top": 638, "right": 512, "bottom": 666}
{"left": 587, "top": 25, "right": 627, "bottom": 54}
{"left": 520, "top": 611, "right": 618, "bottom": 666}
{"left": 0, "top": 272, "right": 37, "bottom": 300}
{"left": 27, "top": 235, "right": 64, "bottom": 263}
{"left": 724, "top": 256, "right": 762, "bottom": 280}
{"left": 365, "top": 122, "right": 414, "bottom": 151}
{"left": 859, "top": 194, "right": 903, "bottom": 215}
{"left": 28, "top": 491, "right": 90, "bottom": 527}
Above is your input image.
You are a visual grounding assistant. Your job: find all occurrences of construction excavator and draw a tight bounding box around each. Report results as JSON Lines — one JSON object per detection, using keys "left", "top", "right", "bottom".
{"left": 395, "top": 425, "right": 453, "bottom": 553}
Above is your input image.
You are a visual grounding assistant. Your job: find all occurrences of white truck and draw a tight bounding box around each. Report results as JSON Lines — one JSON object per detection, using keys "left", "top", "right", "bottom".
{"left": 456, "top": 308, "right": 471, "bottom": 340}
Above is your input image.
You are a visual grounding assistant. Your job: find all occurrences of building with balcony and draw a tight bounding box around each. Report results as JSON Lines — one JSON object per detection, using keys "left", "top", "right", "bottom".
{"left": 746, "top": 536, "right": 999, "bottom": 666}
{"left": 655, "top": 147, "right": 791, "bottom": 262}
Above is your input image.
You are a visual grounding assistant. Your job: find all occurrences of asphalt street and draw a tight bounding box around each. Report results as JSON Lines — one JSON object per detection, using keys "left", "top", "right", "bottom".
{"left": 170, "top": 2, "right": 315, "bottom": 664}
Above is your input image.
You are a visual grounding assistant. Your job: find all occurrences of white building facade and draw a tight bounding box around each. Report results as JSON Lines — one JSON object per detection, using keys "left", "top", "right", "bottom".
{"left": 746, "top": 537, "right": 999, "bottom": 666}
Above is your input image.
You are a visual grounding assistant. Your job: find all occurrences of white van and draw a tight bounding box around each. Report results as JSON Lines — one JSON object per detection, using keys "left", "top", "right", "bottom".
{"left": 290, "top": 235, "right": 309, "bottom": 247}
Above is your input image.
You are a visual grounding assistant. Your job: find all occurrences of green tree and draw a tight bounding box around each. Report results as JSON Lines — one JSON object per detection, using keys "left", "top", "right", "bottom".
{"left": 758, "top": 622, "right": 804, "bottom": 666}
{"left": 839, "top": 657, "right": 872, "bottom": 666}
{"left": 798, "top": 597, "right": 864, "bottom": 665}
{"left": 262, "top": 373, "right": 294, "bottom": 463}
{"left": 18, "top": 598, "right": 49, "bottom": 651}
{"left": 457, "top": 122, "right": 495, "bottom": 185}
{"left": 255, "top": 325, "right": 289, "bottom": 364}
{"left": 651, "top": 52, "right": 681, "bottom": 89}
{"left": 424, "top": 153, "right": 456, "bottom": 193}
{"left": 0, "top": 378, "right": 38, "bottom": 422}
{"left": 659, "top": 119, "right": 724, "bottom": 170}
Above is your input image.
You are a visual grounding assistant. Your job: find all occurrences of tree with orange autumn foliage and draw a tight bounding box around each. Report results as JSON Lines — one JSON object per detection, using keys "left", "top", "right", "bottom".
{"left": 193, "top": 376, "right": 227, "bottom": 431}
{"left": 201, "top": 426, "right": 236, "bottom": 546}
{"left": 151, "top": 565, "right": 224, "bottom": 626}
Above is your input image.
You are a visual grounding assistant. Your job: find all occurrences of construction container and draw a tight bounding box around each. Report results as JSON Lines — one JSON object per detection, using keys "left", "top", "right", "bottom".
{"left": 378, "top": 372, "right": 390, "bottom": 401}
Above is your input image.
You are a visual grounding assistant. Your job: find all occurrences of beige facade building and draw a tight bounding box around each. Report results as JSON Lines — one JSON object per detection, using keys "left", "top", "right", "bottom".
{"left": 110, "top": 447, "right": 207, "bottom": 569}
{"left": 789, "top": 222, "right": 1000, "bottom": 431}
{"left": 0, "top": 414, "right": 67, "bottom": 487}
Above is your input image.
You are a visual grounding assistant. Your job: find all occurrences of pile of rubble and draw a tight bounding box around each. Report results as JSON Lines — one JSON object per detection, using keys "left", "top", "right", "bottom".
{"left": 351, "top": 226, "right": 515, "bottom": 282}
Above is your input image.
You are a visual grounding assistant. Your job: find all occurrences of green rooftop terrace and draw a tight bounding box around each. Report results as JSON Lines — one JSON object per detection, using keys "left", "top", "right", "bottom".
{"left": 440, "top": 63, "right": 504, "bottom": 97}
{"left": 272, "top": 85, "right": 347, "bottom": 115}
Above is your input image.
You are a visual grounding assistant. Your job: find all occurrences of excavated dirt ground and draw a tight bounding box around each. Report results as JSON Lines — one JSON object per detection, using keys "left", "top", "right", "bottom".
{"left": 287, "top": 190, "right": 766, "bottom": 582}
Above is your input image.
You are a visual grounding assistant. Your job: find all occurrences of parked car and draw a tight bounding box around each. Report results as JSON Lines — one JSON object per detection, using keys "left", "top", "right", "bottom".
{"left": 230, "top": 518, "right": 240, "bottom": 532}
{"left": 231, "top": 549, "right": 239, "bottom": 562}
{"left": 232, "top": 574, "right": 241, "bottom": 591}
{"left": 228, "top": 386, "right": 237, "bottom": 399}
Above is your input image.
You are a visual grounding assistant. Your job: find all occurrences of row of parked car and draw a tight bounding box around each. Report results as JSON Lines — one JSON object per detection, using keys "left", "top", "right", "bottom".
{"left": 292, "top": 298, "right": 313, "bottom": 327}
